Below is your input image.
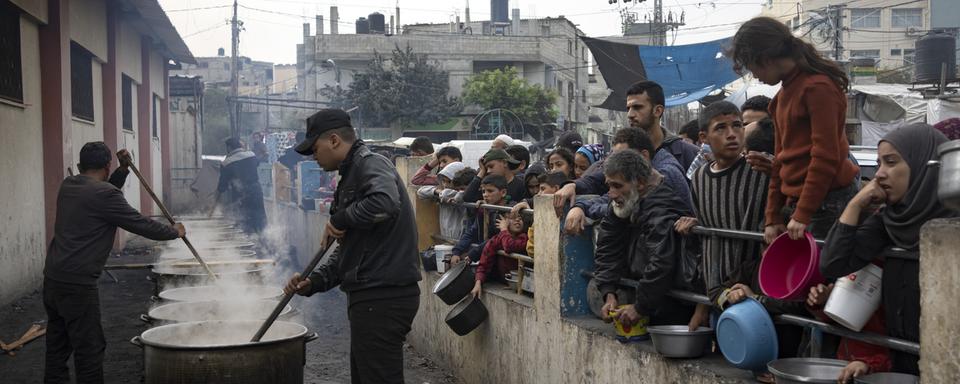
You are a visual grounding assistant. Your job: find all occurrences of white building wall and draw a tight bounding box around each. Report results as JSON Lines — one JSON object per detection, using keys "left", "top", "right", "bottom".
{"left": 69, "top": 0, "right": 107, "bottom": 59}
{"left": 0, "top": 18, "right": 47, "bottom": 306}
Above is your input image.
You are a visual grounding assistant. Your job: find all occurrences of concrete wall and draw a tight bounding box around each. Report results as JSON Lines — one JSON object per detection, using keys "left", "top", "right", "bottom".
{"left": 920, "top": 218, "right": 960, "bottom": 383}
{"left": 0, "top": 17, "right": 47, "bottom": 306}
{"left": 10, "top": 0, "right": 46, "bottom": 23}
{"left": 69, "top": 0, "right": 106, "bottom": 59}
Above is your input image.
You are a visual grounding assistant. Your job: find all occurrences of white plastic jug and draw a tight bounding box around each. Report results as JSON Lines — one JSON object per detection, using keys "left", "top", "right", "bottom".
{"left": 824, "top": 263, "right": 882, "bottom": 332}
{"left": 434, "top": 245, "right": 454, "bottom": 273}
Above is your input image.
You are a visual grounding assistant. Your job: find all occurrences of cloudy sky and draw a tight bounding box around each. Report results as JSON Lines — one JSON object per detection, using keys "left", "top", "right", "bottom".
{"left": 159, "top": 0, "right": 764, "bottom": 64}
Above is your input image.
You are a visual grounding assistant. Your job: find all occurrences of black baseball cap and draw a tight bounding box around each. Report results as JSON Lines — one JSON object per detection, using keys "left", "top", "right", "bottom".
{"left": 482, "top": 149, "right": 520, "bottom": 165}
{"left": 556, "top": 131, "right": 584, "bottom": 152}
{"left": 295, "top": 109, "right": 353, "bottom": 155}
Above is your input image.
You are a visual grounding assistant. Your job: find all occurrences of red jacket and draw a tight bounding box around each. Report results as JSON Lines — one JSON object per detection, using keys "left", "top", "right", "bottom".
{"left": 411, "top": 163, "right": 438, "bottom": 186}
{"left": 808, "top": 305, "right": 891, "bottom": 374}
{"left": 766, "top": 69, "right": 858, "bottom": 225}
{"left": 475, "top": 230, "right": 528, "bottom": 283}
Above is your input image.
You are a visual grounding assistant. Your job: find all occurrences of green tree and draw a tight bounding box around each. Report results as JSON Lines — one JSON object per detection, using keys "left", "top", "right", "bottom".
{"left": 202, "top": 88, "right": 230, "bottom": 155}
{"left": 324, "top": 45, "right": 461, "bottom": 128}
{"left": 462, "top": 67, "right": 558, "bottom": 129}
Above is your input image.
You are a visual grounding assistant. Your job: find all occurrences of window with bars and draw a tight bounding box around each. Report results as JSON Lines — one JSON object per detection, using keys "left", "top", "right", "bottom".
{"left": 71, "top": 42, "right": 94, "bottom": 121}
{"left": 122, "top": 75, "right": 133, "bottom": 130}
{"left": 904, "top": 49, "right": 916, "bottom": 65}
{"left": 850, "top": 8, "right": 881, "bottom": 29}
{"left": 152, "top": 94, "right": 159, "bottom": 138}
{"left": 0, "top": 1, "right": 23, "bottom": 103}
{"left": 850, "top": 49, "right": 880, "bottom": 59}
{"left": 891, "top": 8, "right": 922, "bottom": 28}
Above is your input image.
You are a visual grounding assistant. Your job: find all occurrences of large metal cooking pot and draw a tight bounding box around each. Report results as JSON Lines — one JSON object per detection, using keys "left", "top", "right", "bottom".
{"left": 150, "top": 263, "right": 270, "bottom": 293}
{"left": 130, "top": 320, "right": 317, "bottom": 384}
{"left": 767, "top": 358, "right": 848, "bottom": 384}
{"left": 432, "top": 261, "right": 475, "bottom": 305}
{"left": 157, "top": 284, "right": 283, "bottom": 303}
{"left": 142, "top": 300, "right": 297, "bottom": 325}
{"left": 444, "top": 294, "right": 488, "bottom": 336}
{"left": 182, "top": 227, "right": 246, "bottom": 241}
{"left": 164, "top": 240, "right": 257, "bottom": 251}
{"left": 158, "top": 249, "right": 258, "bottom": 262}
{"left": 936, "top": 140, "right": 960, "bottom": 210}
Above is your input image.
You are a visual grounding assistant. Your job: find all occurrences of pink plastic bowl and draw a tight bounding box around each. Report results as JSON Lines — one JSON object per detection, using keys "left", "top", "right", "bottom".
{"left": 759, "top": 232, "right": 824, "bottom": 300}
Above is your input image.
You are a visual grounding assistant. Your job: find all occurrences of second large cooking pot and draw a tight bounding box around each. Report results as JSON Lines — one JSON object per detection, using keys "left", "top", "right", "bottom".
{"left": 142, "top": 300, "right": 297, "bottom": 325}
{"left": 131, "top": 320, "right": 317, "bottom": 384}
{"left": 432, "top": 261, "right": 475, "bottom": 305}
{"left": 150, "top": 263, "right": 270, "bottom": 293}
{"left": 156, "top": 284, "right": 283, "bottom": 303}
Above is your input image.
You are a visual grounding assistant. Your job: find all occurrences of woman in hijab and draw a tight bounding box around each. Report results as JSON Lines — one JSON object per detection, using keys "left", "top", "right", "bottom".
{"left": 574, "top": 144, "right": 605, "bottom": 179}
{"left": 820, "top": 123, "right": 957, "bottom": 375}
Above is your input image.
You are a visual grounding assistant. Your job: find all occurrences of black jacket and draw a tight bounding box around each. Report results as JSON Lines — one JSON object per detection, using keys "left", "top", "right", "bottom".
{"left": 44, "top": 170, "right": 180, "bottom": 285}
{"left": 307, "top": 142, "right": 422, "bottom": 304}
{"left": 593, "top": 181, "right": 700, "bottom": 316}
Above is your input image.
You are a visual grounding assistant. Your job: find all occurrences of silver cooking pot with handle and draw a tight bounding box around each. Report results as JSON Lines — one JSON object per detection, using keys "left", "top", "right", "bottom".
{"left": 141, "top": 300, "right": 298, "bottom": 325}
{"left": 130, "top": 320, "right": 318, "bottom": 384}
{"left": 933, "top": 140, "right": 960, "bottom": 210}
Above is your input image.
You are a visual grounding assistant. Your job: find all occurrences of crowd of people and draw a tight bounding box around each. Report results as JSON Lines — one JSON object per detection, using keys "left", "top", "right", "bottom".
{"left": 411, "top": 16, "right": 958, "bottom": 383}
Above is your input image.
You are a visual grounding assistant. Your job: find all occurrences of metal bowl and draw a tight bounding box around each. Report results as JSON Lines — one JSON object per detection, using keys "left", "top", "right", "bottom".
{"left": 767, "top": 358, "right": 848, "bottom": 384}
{"left": 647, "top": 325, "right": 714, "bottom": 358}
{"left": 854, "top": 372, "right": 919, "bottom": 384}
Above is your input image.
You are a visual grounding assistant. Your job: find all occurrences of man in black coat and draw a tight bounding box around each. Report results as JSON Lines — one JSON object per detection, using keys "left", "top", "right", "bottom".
{"left": 284, "top": 109, "right": 421, "bottom": 384}
{"left": 44, "top": 142, "right": 185, "bottom": 383}
{"left": 216, "top": 137, "right": 267, "bottom": 234}
{"left": 593, "top": 149, "right": 698, "bottom": 328}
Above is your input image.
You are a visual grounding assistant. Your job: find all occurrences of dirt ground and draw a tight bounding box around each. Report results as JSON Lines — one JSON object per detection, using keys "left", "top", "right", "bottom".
{"left": 0, "top": 249, "right": 457, "bottom": 384}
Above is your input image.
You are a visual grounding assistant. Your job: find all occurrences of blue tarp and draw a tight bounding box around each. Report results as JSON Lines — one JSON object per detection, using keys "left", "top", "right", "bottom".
{"left": 637, "top": 38, "right": 740, "bottom": 107}
{"left": 583, "top": 36, "right": 740, "bottom": 109}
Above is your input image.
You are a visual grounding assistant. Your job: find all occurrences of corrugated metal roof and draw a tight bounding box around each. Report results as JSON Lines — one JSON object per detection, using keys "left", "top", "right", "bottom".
{"left": 126, "top": 0, "right": 196, "bottom": 64}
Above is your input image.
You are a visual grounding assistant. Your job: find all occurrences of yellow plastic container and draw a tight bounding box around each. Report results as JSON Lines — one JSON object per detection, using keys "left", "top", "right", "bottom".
{"left": 610, "top": 305, "right": 650, "bottom": 343}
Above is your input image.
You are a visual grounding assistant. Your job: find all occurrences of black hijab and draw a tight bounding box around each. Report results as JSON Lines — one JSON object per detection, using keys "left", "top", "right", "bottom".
{"left": 879, "top": 123, "right": 956, "bottom": 249}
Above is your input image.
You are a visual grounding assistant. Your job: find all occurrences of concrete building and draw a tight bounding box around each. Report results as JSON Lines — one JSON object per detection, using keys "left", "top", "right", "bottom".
{"left": 173, "top": 54, "right": 275, "bottom": 96}
{"left": 759, "top": 0, "right": 954, "bottom": 70}
{"left": 0, "top": 0, "right": 194, "bottom": 306}
{"left": 272, "top": 63, "right": 298, "bottom": 95}
{"left": 167, "top": 75, "right": 204, "bottom": 212}
{"left": 297, "top": 7, "right": 589, "bottom": 141}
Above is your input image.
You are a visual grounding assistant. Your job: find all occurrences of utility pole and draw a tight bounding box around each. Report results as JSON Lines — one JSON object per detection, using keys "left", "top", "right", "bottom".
{"left": 229, "top": 0, "right": 240, "bottom": 137}
{"left": 829, "top": 4, "right": 845, "bottom": 61}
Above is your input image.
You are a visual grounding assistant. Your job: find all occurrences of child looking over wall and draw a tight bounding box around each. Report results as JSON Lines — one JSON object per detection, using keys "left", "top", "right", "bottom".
{"left": 450, "top": 175, "right": 513, "bottom": 265}
{"left": 511, "top": 171, "right": 572, "bottom": 257}
{"left": 470, "top": 211, "right": 531, "bottom": 298}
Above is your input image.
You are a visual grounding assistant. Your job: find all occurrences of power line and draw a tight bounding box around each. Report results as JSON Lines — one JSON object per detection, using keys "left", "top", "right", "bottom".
{"left": 165, "top": 4, "right": 232, "bottom": 13}
{"left": 182, "top": 21, "right": 231, "bottom": 38}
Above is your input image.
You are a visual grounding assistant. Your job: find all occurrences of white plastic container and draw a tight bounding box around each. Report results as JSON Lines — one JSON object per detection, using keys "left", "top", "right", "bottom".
{"left": 434, "top": 245, "right": 454, "bottom": 274}
{"left": 824, "top": 263, "right": 882, "bottom": 331}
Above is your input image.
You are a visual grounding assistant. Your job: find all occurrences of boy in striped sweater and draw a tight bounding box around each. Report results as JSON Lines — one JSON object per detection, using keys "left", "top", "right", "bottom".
{"left": 676, "top": 101, "right": 770, "bottom": 325}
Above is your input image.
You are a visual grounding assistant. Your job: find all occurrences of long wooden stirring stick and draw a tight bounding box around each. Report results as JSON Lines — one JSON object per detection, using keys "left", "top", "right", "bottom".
{"left": 120, "top": 154, "right": 218, "bottom": 280}
{"left": 252, "top": 238, "right": 337, "bottom": 342}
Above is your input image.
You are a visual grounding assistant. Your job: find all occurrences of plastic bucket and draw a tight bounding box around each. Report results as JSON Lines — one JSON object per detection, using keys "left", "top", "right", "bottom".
{"left": 434, "top": 245, "right": 453, "bottom": 273}
{"left": 824, "top": 264, "right": 882, "bottom": 331}
{"left": 759, "top": 232, "right": 824, "bottom": 300}
{"left": 716, "top": 298, "right": 778, "bottom": 371}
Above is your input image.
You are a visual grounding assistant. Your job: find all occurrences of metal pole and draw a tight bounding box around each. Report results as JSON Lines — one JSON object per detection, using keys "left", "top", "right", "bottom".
{"left": 230, "top": 0, "right": 240, "bottom": 137}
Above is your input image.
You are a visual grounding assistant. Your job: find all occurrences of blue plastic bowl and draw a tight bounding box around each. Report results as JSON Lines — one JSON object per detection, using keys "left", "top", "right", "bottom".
{"left": 716, "top": 298, "right": 779, "bottom": 371}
